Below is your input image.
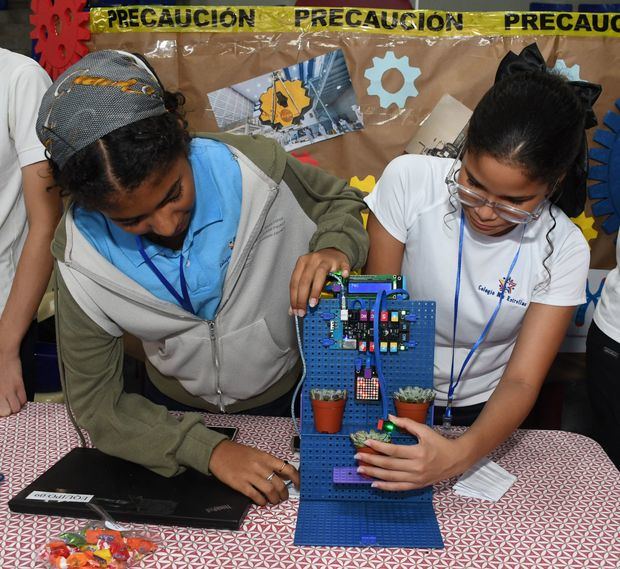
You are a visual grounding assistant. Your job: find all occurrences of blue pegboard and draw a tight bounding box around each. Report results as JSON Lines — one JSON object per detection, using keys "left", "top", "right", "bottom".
{"left": 295, "top": 501, "right": 444, "bottom": 548}
{"left": 295, "top": 294, "right": 443, "bottom": 548}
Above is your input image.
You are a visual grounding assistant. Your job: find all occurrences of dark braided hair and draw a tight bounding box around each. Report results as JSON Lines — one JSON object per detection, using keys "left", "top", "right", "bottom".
{"left": 49, "top": 89, "right": 190, "bottom": 211}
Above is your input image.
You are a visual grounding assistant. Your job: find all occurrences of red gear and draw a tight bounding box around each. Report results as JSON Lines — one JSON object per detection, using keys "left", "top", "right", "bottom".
{"left": 30, "top": 0, "right": 90, "bottom": 80}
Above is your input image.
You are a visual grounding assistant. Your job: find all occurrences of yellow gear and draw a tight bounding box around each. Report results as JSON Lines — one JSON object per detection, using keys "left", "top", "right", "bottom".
{"left": 259, "top": 79, "right": 311, "bottom": 129}
{"left": 349, "top": 175, "right": 376, "bottom": 228}
{"left": 571, "top": 212, "right": 598, "bottom": 246}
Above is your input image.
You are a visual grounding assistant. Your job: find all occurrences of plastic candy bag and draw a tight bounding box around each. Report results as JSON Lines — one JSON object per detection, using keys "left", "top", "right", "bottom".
{"left": 39, "top": 522, "right": 160, "bottom": 568}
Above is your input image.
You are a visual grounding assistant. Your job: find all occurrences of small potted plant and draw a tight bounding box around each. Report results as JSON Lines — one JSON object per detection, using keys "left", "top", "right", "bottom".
{"left": 310, "top": 388, "right": 347, "bottom": 434}
{"left": 350, "top": 430, "right": 392, "bottom": 477}
{"left": 393, "top": 386, "right": 435, "bottom": 423}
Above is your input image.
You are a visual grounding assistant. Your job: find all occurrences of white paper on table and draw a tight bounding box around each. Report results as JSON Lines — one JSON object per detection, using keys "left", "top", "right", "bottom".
{"left": 286, "top": 455, "right": 300, "bottom": 500}
{"left": 453, "top": 458, "right": 516, "bottom": 501}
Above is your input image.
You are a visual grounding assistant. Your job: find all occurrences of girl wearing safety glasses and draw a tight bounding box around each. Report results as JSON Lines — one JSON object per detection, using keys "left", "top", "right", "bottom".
{"left": 361, "top": 67, "right": 596, "bottom": 490}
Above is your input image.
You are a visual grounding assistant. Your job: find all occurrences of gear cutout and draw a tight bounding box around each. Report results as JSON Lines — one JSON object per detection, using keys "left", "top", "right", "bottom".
{"left": 349, "top": 175, "right": 376, "bottom": 194}
{"left": 551, "top": 59, "right": 582, "bottom": 82}
{"left": 588, "top": 98, "right": 620, "bottom": 235}
{"left": 349, "top": 175, "right": 376, "bottom": 228}
{"left": 258, "top": 76, "right": 311, "bottom": 130}
{"left": 570, "top": 212, "right": 598, "bottom": 246}
{"left": 30, "top": 0, "right": 90, "bottom": 80}
{"left": 364, "top": 51, "right": 421, "bottom": 109}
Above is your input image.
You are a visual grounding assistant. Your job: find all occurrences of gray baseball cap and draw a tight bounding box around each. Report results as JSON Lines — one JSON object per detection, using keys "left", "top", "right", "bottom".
{"left": 36, "top": 50, "right": 167, "bottom": 169}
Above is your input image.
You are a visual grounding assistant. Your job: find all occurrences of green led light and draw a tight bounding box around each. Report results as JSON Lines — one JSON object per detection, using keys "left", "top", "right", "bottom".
{"left": 380, "top": 420, "right": 396, "bottom": 433}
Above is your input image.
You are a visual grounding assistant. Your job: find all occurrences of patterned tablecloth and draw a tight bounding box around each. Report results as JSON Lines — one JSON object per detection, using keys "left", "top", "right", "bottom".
{"left": 0, "top": 403, "right": 618, "bottom": 568}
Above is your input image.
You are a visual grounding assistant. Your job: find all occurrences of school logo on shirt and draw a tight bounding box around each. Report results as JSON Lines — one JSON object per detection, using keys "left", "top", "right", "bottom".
{"left": 499, "top": 277, "right": 516, "bottom": 294}
{"left": 477, "top": 276, "right": 527, "bottom": 307}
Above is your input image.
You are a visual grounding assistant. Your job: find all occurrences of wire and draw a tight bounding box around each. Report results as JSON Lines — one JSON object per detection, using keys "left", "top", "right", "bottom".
{"left": 328, "top": 271, "right": 344, "bottom": 288}
{"left": 372, "top": 290, "right": 389, "bottom": 420}
{"left": 386, "top": 288, "right": 409, "bottom": 300}
{"left": 291, "top": 314, "right": 306, "bottom": 437}
{"left": 292, "top": 273, "right": 343, "bottom": 437}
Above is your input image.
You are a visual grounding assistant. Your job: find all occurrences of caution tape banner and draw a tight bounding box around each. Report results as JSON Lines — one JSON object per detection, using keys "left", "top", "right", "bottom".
{"left": 91, "top": 6, "right": 620, "bottom": 37}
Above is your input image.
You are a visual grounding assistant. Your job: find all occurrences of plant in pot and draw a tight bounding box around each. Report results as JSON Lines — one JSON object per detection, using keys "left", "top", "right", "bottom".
{"left": 350, "top": 429, "right": 392, "bottom": 478}
{"left": 393, "top": 386, "right": 436, "bottom": 424}
{"left": 310, "top": 388, "right": 347, "bottom": 434}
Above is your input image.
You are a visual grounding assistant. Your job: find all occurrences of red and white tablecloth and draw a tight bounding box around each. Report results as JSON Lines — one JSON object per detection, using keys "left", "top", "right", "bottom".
{"left": 1, "top": 403, "right": 618, "bottom": 568}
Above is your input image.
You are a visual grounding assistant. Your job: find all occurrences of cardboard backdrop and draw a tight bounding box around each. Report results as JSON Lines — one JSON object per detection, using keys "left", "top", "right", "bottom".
{"left": 89, "top": 7, "right": 620, "bottom": 354}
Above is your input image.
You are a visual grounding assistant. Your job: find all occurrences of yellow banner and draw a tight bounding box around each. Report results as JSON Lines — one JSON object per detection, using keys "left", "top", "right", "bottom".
{"left": 91, "top": 6, "right": 620, "bottom": 37}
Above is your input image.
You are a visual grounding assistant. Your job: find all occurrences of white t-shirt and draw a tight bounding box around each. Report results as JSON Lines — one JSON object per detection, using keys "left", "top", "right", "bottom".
{"left": 594, "top": 237, "right": 620, "bottom": 343}
{"left": 0, "top": 49, "right": 51, "bottom": 315}
{"left": 365, "top": 154, "right": 590, "bottom": 406}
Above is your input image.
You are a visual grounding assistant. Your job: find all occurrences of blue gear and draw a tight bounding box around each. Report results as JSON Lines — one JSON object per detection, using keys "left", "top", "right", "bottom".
{"left": 551, "top": 59, "right": 582, "bottom": 81}
{"left": 364, "top": 51, "right": 421, "bottom": 109}
{"left": 589, "top": 98, "right": 620, "bottom": 235}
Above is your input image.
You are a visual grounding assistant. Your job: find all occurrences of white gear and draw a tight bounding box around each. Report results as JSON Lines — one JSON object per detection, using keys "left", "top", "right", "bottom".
{"left": 364, "top": 51, "right": 421, "bottom": 109}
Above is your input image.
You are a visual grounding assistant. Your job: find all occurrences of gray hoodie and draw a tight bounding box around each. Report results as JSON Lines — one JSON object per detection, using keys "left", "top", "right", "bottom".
{"left": 51, "top": 133, "right": 368, "bottom": 477}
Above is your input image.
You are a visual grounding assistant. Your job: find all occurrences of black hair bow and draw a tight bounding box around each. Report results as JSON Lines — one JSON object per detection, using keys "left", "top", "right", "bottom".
{"left": 495, "top": 42, "right": 602, "bottom": 129}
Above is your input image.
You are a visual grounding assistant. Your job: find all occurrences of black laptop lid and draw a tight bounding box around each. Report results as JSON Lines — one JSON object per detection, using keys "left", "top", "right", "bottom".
{"left": 9, "top": 446, "right": 251, "bottom": 530}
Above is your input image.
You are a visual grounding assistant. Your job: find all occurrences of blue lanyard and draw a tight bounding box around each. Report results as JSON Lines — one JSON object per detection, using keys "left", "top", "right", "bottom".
{"left": 135, "top": 236, "right": 195, "bottom": 315}
{"left": 444, "top": 211, "right": 525, "bottom": 425}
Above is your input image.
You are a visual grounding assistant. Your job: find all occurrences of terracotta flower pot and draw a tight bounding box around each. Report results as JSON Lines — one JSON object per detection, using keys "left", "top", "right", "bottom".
{"left": 355, "top": 446, "right": 379, "bottom": 478}
{"left": 394, "top": 399, "right": 431, "bottom": 424}
{"left": 311, "top": 398, "right": 346, "bottom": 434}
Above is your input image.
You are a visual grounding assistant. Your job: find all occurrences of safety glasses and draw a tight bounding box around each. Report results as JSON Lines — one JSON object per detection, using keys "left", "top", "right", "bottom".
{"left": 445, "top": 154, "right": 546, "bottom": 225}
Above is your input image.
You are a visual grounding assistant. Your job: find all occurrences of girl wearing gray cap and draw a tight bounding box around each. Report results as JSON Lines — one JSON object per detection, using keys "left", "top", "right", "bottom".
{"left": 37, "top": 50, "right": 368, "bottom": 505}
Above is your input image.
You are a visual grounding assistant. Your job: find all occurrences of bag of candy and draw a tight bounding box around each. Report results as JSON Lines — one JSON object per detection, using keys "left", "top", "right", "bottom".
{"left": 39, "top": 522, "right": 160, "bottom": 568}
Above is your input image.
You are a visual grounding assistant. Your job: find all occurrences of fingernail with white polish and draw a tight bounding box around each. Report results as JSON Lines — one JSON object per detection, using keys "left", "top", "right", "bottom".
{"left": 288, "top": 307, "right": 293, "bottom": 316}
{"left": 309, "top": 298, "right": 317, "bottom": 308}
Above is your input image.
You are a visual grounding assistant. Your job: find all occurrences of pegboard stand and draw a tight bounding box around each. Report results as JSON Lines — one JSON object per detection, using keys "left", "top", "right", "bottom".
{"left": 294, "top": 297, "right": 444, "bottom": 548}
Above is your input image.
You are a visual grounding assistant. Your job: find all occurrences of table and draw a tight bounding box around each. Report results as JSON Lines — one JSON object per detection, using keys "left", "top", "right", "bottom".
{"left": 1, "top": 403, "right": 618, "bottom": 568}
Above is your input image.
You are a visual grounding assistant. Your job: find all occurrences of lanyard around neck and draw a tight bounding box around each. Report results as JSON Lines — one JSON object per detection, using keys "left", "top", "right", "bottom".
{"left": 135, "top": 235, "right": 195, "bottom": 315}
{"left": 445, "top": 210, "right": 525, "bottom": 422}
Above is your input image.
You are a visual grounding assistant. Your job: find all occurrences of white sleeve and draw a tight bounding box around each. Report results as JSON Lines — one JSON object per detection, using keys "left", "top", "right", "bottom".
{"left": 8, "top": 61, "right": 51, "bottom": 168}
{"left": 531, "top": 226, "right": 590, "bottom": 306}
{"left": 364, "top": 154, "right": 437, "bottom": 244}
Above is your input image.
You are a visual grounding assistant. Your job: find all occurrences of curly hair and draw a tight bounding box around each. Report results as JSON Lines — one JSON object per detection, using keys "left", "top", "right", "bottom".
{"left": 48, "top": 90, "right": 191, "bottom": 211}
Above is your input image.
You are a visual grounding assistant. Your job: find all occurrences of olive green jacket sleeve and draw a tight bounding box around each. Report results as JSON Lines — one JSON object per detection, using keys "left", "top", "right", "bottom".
{"left": 55, "top": 266, "right": 227, "bottom": 477}
{"left": 202, "top": 133, "right": 369, "bottom": 269}
{"left": 282, "top": 151, "right": 369, "bottom": 270}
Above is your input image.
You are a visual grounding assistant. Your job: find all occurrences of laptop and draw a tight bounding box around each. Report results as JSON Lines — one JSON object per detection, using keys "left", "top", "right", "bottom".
{"left": 9, "top": 427, "right": 252, "bottom": 530}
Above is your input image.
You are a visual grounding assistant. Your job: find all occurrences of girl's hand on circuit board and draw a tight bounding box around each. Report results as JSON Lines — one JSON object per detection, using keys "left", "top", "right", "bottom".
{"left": 289, "top": 248, "right": 350, "bottom": 317}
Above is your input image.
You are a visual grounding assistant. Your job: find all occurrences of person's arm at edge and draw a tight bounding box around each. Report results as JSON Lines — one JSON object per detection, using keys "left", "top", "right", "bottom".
{"left": 0, "top": 162, "right": 61, "bottom": 416}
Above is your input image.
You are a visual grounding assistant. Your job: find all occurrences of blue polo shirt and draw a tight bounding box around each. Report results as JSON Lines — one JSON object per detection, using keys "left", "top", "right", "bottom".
{"left": 74, "top": 138, "right": 242, "bottom": 320}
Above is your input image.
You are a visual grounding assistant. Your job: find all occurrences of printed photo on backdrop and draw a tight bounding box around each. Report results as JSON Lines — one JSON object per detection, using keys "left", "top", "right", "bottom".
{"left": 405, "top": 93, "right": 472, "bottom": 157}
{"left": 207, "top": 49, "right": 364, "bottom": 151}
